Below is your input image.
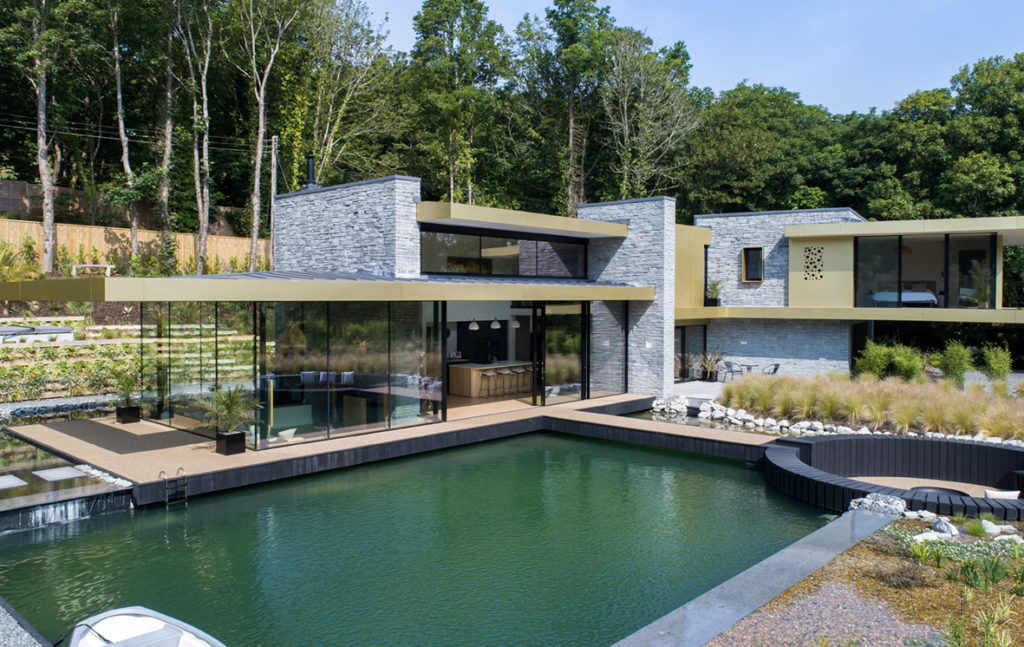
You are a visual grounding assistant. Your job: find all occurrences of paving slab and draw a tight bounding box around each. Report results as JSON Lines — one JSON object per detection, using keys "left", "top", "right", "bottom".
{"left": 0, "top": 475, "right": 28, "bottom": 490}
{"left": 31, "top": 466, "right": 86, "bottom": 482}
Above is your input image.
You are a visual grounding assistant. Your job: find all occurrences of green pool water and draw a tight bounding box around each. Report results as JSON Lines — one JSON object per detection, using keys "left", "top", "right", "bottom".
{"left": 0, "top": 433, "right": 826, "bottom": 646}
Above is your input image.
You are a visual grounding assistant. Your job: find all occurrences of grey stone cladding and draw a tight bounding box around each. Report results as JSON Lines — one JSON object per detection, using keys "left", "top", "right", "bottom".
{"left": 695, "top": 208, "right": 863, "bottom": 307}
{"left": 582, "top": 197, "right": 675, "bottom": 397}
{"left": 274, "top": 176, "right": 421, "bottom": 277}
{"left": 706, "top": 319, "right": 851, "bottom": 377}
{"left": 589, "top": 300, "right": 627, "bottom": 394}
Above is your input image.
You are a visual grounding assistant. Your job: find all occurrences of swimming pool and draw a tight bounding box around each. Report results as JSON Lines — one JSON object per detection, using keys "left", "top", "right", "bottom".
{"left": 0, "top": 433, "right": 826, "bottom": 645}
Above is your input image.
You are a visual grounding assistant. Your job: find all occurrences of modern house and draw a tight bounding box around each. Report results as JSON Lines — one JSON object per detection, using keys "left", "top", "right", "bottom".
{"left": 2, "top": 174, "right": 1022, "bottom": 450}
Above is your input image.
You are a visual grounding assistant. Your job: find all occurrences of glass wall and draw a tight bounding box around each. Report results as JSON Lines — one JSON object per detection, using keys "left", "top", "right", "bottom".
{"left": 166, "top": 302, "right": 216, "bottom": 434}
{"left": 327, "top": 302, "right": 389, "bottom": 437}
{"left": 855, "top": 233, "right": 996, "bottom": 309}
{"left": 855, "top": 236, "right": 900, "bottom": 307}
{"left": 545, "top": 302, "right": 583, "bottom": 404}
{"left": 140, "top": 302, "right": 171, "bottom": 422}
{"left": 389, "top": 302, "right": 443, "bottom": 428}
{"left": 217, "top": 302, "right": 258, "bottom": 446}
{"left": 421, "top": 229, "right": 586, "bottom": 278}
{"left": 949, "top": 234, "right": 995, "bottom": 309}
{"left": 590, "top": 301, "right": 626, "bottom": 396}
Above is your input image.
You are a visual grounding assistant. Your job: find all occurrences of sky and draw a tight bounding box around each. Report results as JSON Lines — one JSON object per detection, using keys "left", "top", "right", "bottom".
{"left": 366, "top": 0, "right": 1024, "bottom": 115}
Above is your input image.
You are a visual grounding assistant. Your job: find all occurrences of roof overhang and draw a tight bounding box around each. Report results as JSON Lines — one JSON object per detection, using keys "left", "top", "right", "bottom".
{"left": 1, "top": 277, "right": 653, "bottom": 303}
{"left": 786, "top": 216, "right": 1024, "bottom": 245}
{"left": 675, "top": 305, "right": 1024, "bottom": 325}
{"left": 417, "top": 201, "right": 627, "bottom": 239}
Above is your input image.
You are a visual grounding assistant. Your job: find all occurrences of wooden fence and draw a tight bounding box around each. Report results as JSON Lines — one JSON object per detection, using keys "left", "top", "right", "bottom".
{"left": 0, "top": 219, "right": 269, "bottom": 273}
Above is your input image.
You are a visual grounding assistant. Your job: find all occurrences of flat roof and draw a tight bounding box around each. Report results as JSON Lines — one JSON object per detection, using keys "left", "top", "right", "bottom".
{"left": 786, "top": 215, "right": 1024, "bottom": 245}
{"left": 417, "top": 202, "right": 627, "bottom": 239}
{"left": 0, "top": 271, "right": 653, "bottom": 303}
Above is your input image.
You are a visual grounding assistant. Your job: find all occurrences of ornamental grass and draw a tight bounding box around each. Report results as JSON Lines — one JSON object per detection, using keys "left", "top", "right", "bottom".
{"left": 720, "top": 373, "right": 1024, "bottom": 440}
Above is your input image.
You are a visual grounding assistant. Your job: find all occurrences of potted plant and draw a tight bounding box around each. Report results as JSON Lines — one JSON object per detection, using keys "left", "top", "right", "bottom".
{"left": 197, "top": 385, "right": 261, "bottom": 455}
{"left": 110, "top": 363, "right": 141, "bottom": 424}
{"left": 704, "top": 279, "right": 722, "bottom": 307}
{"left": 699, "top": 349, "right": 724, "bottom": 382}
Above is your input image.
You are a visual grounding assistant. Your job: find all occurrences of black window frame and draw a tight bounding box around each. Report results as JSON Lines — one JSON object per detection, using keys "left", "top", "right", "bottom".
{"left": 419, "top": 223, "right": 588, "bottom": 279}
{"left": 741, "top": 247, "right": 763, "bottom": 283}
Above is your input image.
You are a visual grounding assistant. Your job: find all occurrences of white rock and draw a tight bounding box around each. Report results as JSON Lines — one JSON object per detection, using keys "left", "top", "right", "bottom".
{"left": 824, "top": 424, "right": 836, "bottom": 433}
{"left": 917, "top": 510, "right": 937, "bottom": 520}
{"left": 981, "top": 520, "right": 1002, "bottom": 535}
{"left": 837, "top": 426, "right": 853, "bottom": 435}
{"left": 754, "top": 417, "right": 764, "bottom": 426}
{"left": 699, "top": 402, "right": 712, "bottom": 413}
{"left": 994, "top": 535, "right": 1024, "bottom": 545}
{"left": 973, "top": 432, "right": 987, "bottom": 441}
{"left": 712, "top": 411, "right": 725, "bottom": 420}
{"left": 697, "top": 411, "right": 712, "bottom": 419}
{"left": 726, "top": 408, "right": 736, "bottom": 417}
{"left": 765, "top": 417, "right": 777, "bottom": 427}
{"left": 907, "top": 432, "right": 918, "bottom": 437}
{"left": 932, "top": 517, "right": 959, "bottom": 535}
{"left": 811, "top": 421, "right": 825, "bottom": 431}
{"left": 856, "top": 427, "right": 871, "bottom": 435}
{"left": 744, "top": 421, "right": 755, "bottom": 428}
{"left": 778, "top": 420, "right": 790, "bottom": 428}
{"left": 986, "top": 437, "right": 1003, "bottom": 444}
{"left": 735, "top": 409, "right": 745, "bottom": 418}
{"left": 998, "top": 524, "right": 1018, "bottom": 534}
{"left": 903, "top": 510, "right": 920, "bottom": 519}
{"left": 849, "top": 493, "right": 906, "bottom": 516}
{"left": 912, "top": 531, "right": 953, "bottom": 543}
{"left": 769, "top": 425, "right": 781, "bottom": 433}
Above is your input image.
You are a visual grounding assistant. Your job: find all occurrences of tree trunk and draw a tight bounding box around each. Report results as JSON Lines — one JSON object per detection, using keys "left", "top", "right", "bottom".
{"left": 249, "top": 92, "right": 266, "bottom": 272}
{"left": 159, "top": 26, "right": 174, "bottom": 239}
{"left": 34, "top": 0, "right": 55, "bottom": 274}
{"left": 112, "top": 9, "right": 139, "bottom": 259}
{"left": 566, "top": 94, "right": 576, "bottom": 218}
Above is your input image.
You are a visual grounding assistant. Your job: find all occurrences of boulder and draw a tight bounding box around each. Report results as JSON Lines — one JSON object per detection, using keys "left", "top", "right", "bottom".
{"left": 994, "top": 535, "right": 1024, "bottom": 545}
{"left": 811, "top": 421, "right": 825, "bottom": 431}
{"left": 931, "top": 517, "right": 959, "bottom": 536}
{"left": 980, "top": 520, "right": 1002, "bottom": 535}
{"left": 848, "top": 493, "right": 906, "bottom": 516}
{"left": 912, "top": 531, "right": 953, "bottom": 543}
{"left": 917, "top": 510, "right": 937, "bottom": 520}
{"left": 699, "top": 402, "right": 712, "bottom": 413}
{"left": 837, "top": 426, "right": 853, "bottom": 435}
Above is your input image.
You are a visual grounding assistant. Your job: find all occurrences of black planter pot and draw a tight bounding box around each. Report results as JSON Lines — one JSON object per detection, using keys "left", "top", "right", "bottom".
{"left": 700, "top": 370, "right": 718, "bottom": 382}
{"left": 115, "top": 405, "right": 141, "bottom": 424}
{"left": 216, "top": 430, "right": 246, "bottom": 455}
{"left": 703, "top": 296, "right": 720, "bottom": 307}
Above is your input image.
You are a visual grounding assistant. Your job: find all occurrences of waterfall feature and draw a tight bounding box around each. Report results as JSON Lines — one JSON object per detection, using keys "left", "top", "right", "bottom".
{"left": 1, "top": 490, "right": 134, "bottom": 534}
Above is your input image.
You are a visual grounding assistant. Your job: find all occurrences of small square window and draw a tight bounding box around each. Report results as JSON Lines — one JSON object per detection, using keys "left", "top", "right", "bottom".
{"left": 742, "top": 247, "right": 763, "bottom": 282}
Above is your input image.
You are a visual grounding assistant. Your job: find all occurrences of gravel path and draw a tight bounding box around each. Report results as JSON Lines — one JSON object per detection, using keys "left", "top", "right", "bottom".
{"left": 0, "top": 601, "right": 45, "bottom": 647}
{"left": 706, "top": 580, "right": 944, "bottom": 647}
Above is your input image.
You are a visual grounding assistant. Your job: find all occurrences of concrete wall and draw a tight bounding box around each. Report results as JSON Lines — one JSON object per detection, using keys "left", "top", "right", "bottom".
{"left": 695, "top": 208, "right": 864, "bottom": 307}
{"left": 274, "top": 176, "right": 421, "bottom": 277}
{"left": 583, "top": 197, "right": 675, "bottom": 397}
{"left": 706, "top": 319, "right": 851, "bottom": 377}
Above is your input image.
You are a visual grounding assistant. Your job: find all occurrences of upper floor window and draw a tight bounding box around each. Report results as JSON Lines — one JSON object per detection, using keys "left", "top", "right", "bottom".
{"left": 742, "top": 247, "right": 763, "bottom": 282}
{"left": 421, "top": 227, "right": 586, "bottom": 278}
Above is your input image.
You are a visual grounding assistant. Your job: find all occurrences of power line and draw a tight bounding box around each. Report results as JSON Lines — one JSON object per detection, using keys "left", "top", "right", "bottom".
{"left": 0, "top": 121, "right": 262, "bottom": 155}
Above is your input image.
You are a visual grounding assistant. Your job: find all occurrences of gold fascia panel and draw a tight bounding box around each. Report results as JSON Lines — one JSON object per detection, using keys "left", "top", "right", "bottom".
{"left": 676, "top": 305, "right": 1024, "bottom": 325}
{"left": 3, "top": 277, "right": 653, "bottom": 303}
{"left": 786, "top": 216, "right": 1024, "bottom": 240}
{"left": 417, "top": 201, "right": 627, "bottom": 239}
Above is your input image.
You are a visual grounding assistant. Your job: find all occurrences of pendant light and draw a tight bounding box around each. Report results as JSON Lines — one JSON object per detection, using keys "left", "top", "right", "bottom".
{"left": 490, "top": 318, "right": 501, "bottom": 329}
{"left": 468, "top": 319, "right": 480, "bottom": 331}
{"left": 512, "top": 319, "right": 520, "bottom": 329}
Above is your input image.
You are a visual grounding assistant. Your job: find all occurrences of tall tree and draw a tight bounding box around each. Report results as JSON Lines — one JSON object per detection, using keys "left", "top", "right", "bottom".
{"left": 545, "top": 0, "right": 613, "bottom": 216}
{"left": 600, "top": 28, "right": 697, "bottom": 200}
{"left": 227, "top": 0, "right": 303, "bottom": 271}
{"left": 411, "top": 0, "right": 505, "bottom": 203}
{"left": 176, "top": 0, "right": 216, "bottom": 274}
{"left": 107, "top": 1, "right": 141, "bottom": 257}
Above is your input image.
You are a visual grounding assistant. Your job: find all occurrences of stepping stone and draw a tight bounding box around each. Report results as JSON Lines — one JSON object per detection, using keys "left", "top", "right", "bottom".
{"left": 32, "top": 467, "right": 86, "bottom": 482}
{"left": 0, "top": 475, "right": 28, "bottom": 490}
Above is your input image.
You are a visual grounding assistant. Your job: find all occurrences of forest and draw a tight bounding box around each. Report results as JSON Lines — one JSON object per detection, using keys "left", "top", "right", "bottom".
{"left": 1, "top": 0, "right": 1023, "bottom": 287}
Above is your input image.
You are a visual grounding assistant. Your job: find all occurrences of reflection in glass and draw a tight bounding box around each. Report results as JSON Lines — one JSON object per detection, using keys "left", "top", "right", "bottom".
{"left": 141, "top": 302, "right": 171, "bottom": 422}
{"left": 217, "top": 302, "right": 257, "bottom": 448}
{"left": 855, "top": 237, "right": 900, "bottom": 307}
{"left": 328, "top": 302, "right": 389, "bottom": 436}
{"left": 389, "top": 302, "right": 442, "bottom": 428}
{"left": 421, "top": 230, "right": 585, "bottom": 278}
{"left": 545, "top": 302, "right": 583, "bottom": 404}
{"left": 167, "top": 302, "right": 215, "bottom": 436}
{"left": 590, "top": 301, "right": 625, "bottom": 395}
{"left": 949, "top": 234, "right": 994, "bottom": 309}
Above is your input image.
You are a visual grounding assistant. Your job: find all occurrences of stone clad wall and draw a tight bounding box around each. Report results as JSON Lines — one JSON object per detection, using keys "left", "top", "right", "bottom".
{"left": 695, "top": 208, "right": 863, "bottom": 307}
{"left": 274, "top": 176, "right": 421, "bottom": 277}
{"left": 583, "top": 197, "right": 675, "bottom": 397}
{"left": 706, "top": 319, "right": 851, "bottom": 377}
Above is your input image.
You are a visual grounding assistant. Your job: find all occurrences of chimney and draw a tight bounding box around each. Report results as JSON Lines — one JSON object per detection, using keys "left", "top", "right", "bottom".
{"left": 301, "top": 154, "right": 317, "bottom": 190}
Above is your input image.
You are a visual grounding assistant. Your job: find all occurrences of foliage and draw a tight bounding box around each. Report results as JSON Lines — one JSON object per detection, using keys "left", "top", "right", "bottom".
{"left": 195, "top": 384, "right": 261, "bottom": 434}
{"left": 704, "top": 279, "right": 722, "bottom": 299}
{"left": 936, "top": 340, "right": 975, "bottom": 387}
{"left": 853, "top": 340, "right": 923, "bottom": 380}
{"left": 0, "top": 240, "right": 41, "bottom": 282}
{"left": 110, "top": 362, "right": 139, "bottom": 407}
{"left": 980, "top": 344, "right": 1013, "bottom": 381}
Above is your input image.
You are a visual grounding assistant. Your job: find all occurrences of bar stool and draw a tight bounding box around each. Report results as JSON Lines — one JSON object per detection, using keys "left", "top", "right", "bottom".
{"left": 511, "top": 366, "right": 527, "bottom": 393}
{"left": 497, "top": 368, "right": 514, "bottom": 395}
{"left": 479, "top": 370, "right": 497, "bottom": 398}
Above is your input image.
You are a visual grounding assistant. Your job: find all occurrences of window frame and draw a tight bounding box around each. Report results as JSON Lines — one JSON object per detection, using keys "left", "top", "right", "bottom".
{"left": 741, "top": 247, "right": 764, "bottom": 283}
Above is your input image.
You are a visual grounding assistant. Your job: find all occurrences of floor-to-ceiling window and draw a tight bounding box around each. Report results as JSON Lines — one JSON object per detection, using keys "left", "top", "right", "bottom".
{"left": 949, "top": 234, "right": 995, "bottom": 309}
{"left": 855, "top": 236, "right": 900, "bottom": 307}
{"left": 544, "top": 302, "right": 584, "bottom": 404}
{"left": 327, "top": 302, "right": 389, "bottom": 437}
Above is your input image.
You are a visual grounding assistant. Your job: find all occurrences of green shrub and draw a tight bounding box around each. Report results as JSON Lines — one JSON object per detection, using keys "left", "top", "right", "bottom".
{"left": 890, "top": 344, "right": 924, "bottom": 380}
{"left": 980, "top": 344, "right": 1012, "bottom": 381}
{"left": 854, "top": 340, "right": 890, "bottom": 378}
{"left": 936, "top": 340, "right": 974, "bottom": 387}
{"left": 854, "top": 341, "right": 923, "bottom": 380}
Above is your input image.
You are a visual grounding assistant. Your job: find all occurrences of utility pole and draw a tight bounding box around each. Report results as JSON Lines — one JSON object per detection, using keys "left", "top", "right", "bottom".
{"left": 269, "top": 135, "right": 278, "bottom": 271}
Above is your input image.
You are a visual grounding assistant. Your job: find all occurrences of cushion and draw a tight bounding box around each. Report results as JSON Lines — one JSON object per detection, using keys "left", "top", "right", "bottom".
{"left": 984, "top": 489, "right": 1021, "bottom": 500}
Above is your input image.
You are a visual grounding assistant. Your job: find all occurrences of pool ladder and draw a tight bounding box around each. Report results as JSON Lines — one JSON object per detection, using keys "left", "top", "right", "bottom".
{"left": 160, "top": 467, "right": 188, "bottom": 508}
